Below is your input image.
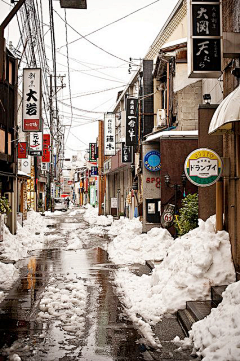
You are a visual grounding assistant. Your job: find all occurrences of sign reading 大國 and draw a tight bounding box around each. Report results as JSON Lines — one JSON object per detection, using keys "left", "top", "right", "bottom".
{"left": 144, "top": 151, "right": 161, "bottom": 172}
{"left": 184, "top": 148, "right": 223, "bottom": 187}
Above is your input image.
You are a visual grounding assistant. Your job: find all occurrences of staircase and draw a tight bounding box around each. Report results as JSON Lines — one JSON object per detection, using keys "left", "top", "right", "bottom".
{"left": 177, "top": 285, "right": 227, "bottom": 336}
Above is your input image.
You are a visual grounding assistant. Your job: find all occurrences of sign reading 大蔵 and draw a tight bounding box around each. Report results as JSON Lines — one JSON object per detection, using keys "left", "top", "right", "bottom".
{"left": 188, "top": 0, "right": 222, "bottom": 78}
{"left": 126, "top": 97, "right": 138, "bottom": 147}
{"left": 23, "top": 68, "right": 41, "bottom": 131}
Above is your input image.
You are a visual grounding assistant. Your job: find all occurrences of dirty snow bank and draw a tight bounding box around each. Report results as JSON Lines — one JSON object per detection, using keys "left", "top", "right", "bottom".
{"left": 108, "top": 226, "right": 173, "bottom": 264}
{"left": 113, "top": 216, "right": 235, "bottom": 326}
{"left": 174, "top": 281, "right": 240, "bottom": 361}
{"left": 83, "top": 204, "right": 113, "bottom": 226}
{"left": 0, "top": 210, "right": 54, "bottom": 303}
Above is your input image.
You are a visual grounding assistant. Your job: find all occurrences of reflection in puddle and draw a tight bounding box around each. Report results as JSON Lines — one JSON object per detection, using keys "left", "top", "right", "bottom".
{"left": 0, "top": 212, "right": 147, "bottom": 360}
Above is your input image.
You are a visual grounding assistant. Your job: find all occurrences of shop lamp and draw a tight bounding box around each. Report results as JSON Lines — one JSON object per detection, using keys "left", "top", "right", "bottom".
{"left": 203, "top": 93, "right": 211, "bottom": 104}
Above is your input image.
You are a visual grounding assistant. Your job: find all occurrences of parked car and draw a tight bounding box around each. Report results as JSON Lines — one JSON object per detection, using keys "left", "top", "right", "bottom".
{"left": 54, "top": 198, "right": 68, "bottom": 211}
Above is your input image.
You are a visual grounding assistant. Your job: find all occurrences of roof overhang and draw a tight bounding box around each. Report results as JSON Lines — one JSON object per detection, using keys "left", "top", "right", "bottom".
{"left": 209, "top": 85, "right": 240, "bottom": 134}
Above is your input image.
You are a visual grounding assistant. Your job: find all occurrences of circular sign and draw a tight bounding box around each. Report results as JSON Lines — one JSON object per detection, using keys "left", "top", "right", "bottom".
{"left": 144, "top": 151, "right": 161, "bottom": 172}
{"left": 184, "top": 148, "right": 223, "bottom": 187}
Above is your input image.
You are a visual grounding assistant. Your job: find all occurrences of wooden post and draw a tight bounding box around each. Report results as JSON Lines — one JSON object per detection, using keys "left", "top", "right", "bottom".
{"left": 216, "top": 179, "right": 223, "bottom": 231}
{"left": 98, "top": 120, "right": 105, "bottom": 215}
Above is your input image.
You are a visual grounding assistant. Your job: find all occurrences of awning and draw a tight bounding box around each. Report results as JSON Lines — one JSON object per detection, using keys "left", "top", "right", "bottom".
{"left": 17, "top": 170, "right": 31, "bottom": 179}
{"left": 209, "top": 85, "right": 240, "bottom": 134}
{"left": 144, "top": 130, "right": 198, "bottom": 142}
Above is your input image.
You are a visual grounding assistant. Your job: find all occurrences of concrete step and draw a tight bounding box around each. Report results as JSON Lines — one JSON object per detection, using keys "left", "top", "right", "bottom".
{"left": 186, "top": 300, "right": 212, "bottom": 322}
{"left": 211, "top": 285, "right": 227, "bottom": 307}
{"left": 177, "top": 309, "right": 195, "bottom": 336}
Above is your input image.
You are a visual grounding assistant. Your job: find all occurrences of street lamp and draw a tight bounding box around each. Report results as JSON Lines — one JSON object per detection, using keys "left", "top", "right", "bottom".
{"left": 164, "top": 172, "right": 187, "bottom": 213}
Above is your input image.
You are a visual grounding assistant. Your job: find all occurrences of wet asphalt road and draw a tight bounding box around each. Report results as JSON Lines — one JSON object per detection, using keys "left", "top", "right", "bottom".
{"left": 0, "top": 208, "right": 153, "bottom": 361}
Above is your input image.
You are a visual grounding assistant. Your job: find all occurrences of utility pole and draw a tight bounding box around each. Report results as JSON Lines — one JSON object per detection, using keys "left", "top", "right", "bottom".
{"left": 49, "top": 74, "right": 54, "bottom": 212}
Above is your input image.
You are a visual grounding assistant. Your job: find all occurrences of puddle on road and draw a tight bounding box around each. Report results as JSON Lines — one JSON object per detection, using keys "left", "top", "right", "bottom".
{"left": 0, "top": 213, "right": 149, "bottom": 361}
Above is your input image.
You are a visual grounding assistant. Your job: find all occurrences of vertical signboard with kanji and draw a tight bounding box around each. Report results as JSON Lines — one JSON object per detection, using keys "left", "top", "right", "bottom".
{"left": 42, "top": 134, "right": 51, "bottom": 163}
{"left": 29, "top": 132, "right": 42, "bottom": 156}
{"left": 126, "top": 97, "right": 138, "bottom": 146}
{"left": 104, "top": 113, "right": 116, "bottom": 156}
{"left": 23, "top": 68, "right": 41, "bottom": 131}
{"left": 188, "top": 0, "right": 222, "bottom": 78}
{"left": 121, "top": 143, "right": 133, "bottom": 163}
{"left": 89, "top": 143, "right": 97, "bottom": 162}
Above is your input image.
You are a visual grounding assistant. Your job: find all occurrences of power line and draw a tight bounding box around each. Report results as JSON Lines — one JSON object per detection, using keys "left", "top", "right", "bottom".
{"left": 62, "top": 85, "right": 126, "bottom": 100}
{"left": 57, "top": 0, "right": 161, "bottom": 51}
{"left": 54, "top": 9, "right": 137, "bottom": 65}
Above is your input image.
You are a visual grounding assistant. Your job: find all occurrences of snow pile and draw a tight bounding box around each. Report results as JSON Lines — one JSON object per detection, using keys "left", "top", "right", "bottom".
{"left": 0, "top": 262, "right": 19, "bottom": 291}
{"left": 66, "top": 232, "right": 83, "bottom": 250}
{"left": 83, "top": 204, "right": 113, "bottom": 226}
{"left": 0, "top": 211, "right": 51, "bottom": 261}
{"left": 113, "top": 216, "right": 235, "bottom": 325}
{"left": 108, "top": 216, "right": 142, "bottom": 238}
{"left": 38, "top": 275, "right": 87, "bottom": 337}
{"left": 187, "top": 281, "right": 240, "bottom": 360}
{"left": 108, "top": 227, "right": 173, "bottom": 264}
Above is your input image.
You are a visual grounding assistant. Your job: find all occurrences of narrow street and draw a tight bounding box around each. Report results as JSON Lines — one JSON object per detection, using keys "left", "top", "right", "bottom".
{"left": 0, "top": 208, "right": 151, "bottom": 361}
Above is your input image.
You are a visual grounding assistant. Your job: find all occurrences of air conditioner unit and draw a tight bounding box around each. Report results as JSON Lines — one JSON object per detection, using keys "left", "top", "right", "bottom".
{"left": 157, "top": 109, "right": 167, "bottom": 127}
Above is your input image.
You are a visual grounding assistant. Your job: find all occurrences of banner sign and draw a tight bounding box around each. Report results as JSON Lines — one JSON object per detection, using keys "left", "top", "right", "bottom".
{"left": 184, "top": 148, "right": 223, "bottom": 187}
{"left": 89, "top": 143, "right": 97, "bottom": 162}
{"left": 42, "top": 134, "right": 51, "bottom": 163}
{"left": 90, "top": 185, "right": 96, "bottom": 206}
{"left": 188, "top": 0, "right": 222, "bottom": 78}
{"left": 121, "top": 143, "right": 133, "bottom": 163}
{"left": 91, "top": 166, "right": 98, "bottom": 176}
{"left": 126, "top": 97, "right": 138, "bottom": 146}
{"left": 18, "top": 142, "right": 28, "bottom": 159}
{"left": 104, "top": 113, "right": 116, "bottom": 156}
{"left": 29, "top": 132, "right": 42, "bottom": 156}
{"left": 21, "top": 156, "right": 31, "bottom": 174}
{"left": 23, "top": 68, "right": 41, "bottom": 131}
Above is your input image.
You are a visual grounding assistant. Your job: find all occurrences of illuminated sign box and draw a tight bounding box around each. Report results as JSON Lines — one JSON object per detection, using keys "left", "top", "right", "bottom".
{"left": 60, "top": 0, "right": 87, "bottom": 9}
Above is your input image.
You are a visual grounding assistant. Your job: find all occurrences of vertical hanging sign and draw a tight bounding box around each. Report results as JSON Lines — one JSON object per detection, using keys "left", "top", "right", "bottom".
{"left": 188, "top": 0, "right": 222, "bottom": 78}
{"left": 89, "top": 143, "right": 97, "bottom": 162}
{"left": 121, "top": 143, "right": 133, "bottom": 163}
{"left": 126, "top": 97, "right": 138, "bottom": 146}
{"left": 104, "top": 113, "right": 116, "bottom": 156}
{"left": 23, "top": 68, "right": 41, "bottom": 131}
{"left": 42, "top": 134, "right": 51, "bottom": 163}
{"left": 18, "top": 142, "right": 28, "bottom": 159}
{"left": 29, "top": 132, "right": 43, "bottom": 156}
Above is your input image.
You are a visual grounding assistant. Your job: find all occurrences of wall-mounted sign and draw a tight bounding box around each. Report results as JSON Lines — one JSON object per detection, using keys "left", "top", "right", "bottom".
{"left": 41, "top": 163, "right": 48, "bottom": 171}
{"left": 89, "top": 143, "right": 97, "bottom": 162}
{"left": 29, "top": 132, "right": 42, "bottom": 156}
{"left": 42, "top": 134, "right": 51, "bottom": 163}
{"left": 104, "top": 113, "right": 116, "bottom": 156}
{"left": 23, "top": 68, "right": 41, "bottom": 131}
{"left": 188, "top": 0, "right": 222, "bottom": 78}
{"left": 184, "top": 148, "right": 223, "bottom": 187}
{"left": 103, "top": 158, "right": 111, "bottom": 174}
{"left": 146, "top": 177, "right": 161, "bottom": 188}
{"left": 18, "top": 142, "right": 28, "bottom": 159}
{"left": 144, "top": 151, "right": 161, "bottom": 172}
{"left": 126, "top": 97, "right": 138, "bottom": 146}
{"left": 121, "top": 143, "right": 133, "bottom": 163}
{"left": 111, "top": 197, "right": 118, "bottom": 209}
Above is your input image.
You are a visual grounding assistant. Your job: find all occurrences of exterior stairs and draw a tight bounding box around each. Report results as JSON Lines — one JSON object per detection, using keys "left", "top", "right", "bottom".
{"left": 177, "top": 285, "right": 227, "bottom": 336}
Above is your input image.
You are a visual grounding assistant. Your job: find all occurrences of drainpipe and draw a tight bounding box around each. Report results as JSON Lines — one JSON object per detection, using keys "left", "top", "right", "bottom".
{"left": 166, "top": 61, "right": 170, "bottom": 128}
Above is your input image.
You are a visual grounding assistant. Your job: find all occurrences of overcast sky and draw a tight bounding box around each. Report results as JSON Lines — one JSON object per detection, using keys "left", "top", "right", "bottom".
{"left": 0, "top": 0, "right": 179, "bottom": 158}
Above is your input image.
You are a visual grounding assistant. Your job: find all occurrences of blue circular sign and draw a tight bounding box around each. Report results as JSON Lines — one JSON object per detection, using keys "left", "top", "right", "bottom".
{"left": 144, "top": 151, "right": 161, "bottom": 172}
